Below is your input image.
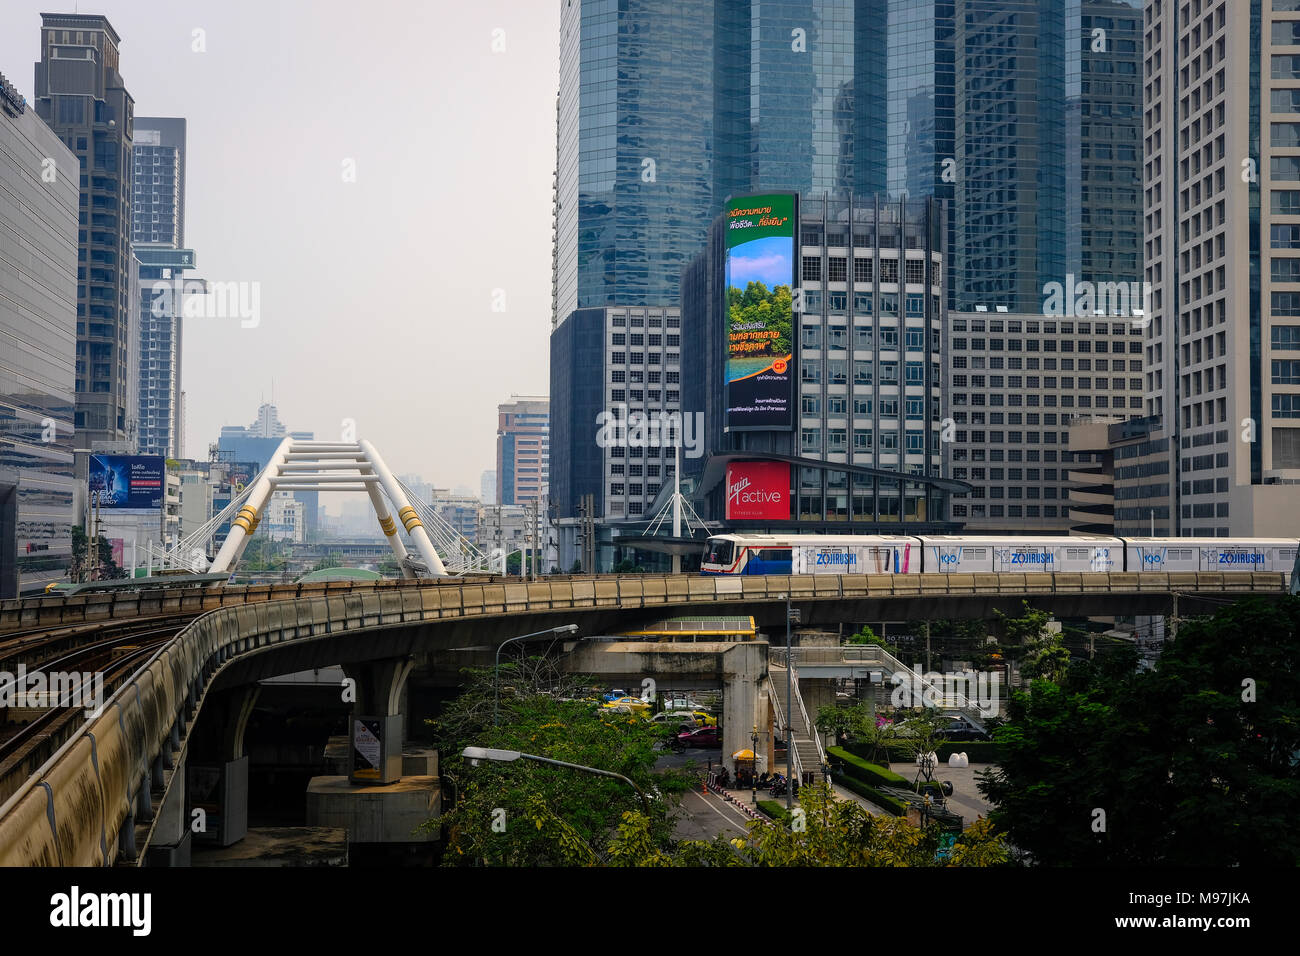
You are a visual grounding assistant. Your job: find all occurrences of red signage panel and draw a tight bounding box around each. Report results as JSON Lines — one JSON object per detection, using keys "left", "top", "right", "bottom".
{"left": 725, "top": 461, "right": 790, "bottom": 520}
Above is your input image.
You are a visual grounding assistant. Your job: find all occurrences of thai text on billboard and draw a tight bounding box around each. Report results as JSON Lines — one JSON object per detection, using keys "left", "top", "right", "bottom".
{"left": 88, "top": 455, "right": 164, "bottom": 510}
{"left": 725, "top": 194, "right": 796, "bottom": 430}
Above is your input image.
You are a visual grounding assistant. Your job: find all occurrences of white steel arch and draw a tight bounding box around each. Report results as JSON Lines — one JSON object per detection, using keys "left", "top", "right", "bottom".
{"left": 204, "top": 438, "right": 461, "bottom": 577}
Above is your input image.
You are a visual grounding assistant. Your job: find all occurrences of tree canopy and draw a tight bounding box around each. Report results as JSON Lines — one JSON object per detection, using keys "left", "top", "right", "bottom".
{"left": 979, "top": 596, "right": 1300, "bottom": 866}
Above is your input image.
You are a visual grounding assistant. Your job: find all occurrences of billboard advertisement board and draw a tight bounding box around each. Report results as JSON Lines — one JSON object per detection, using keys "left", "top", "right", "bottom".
{"left": 88, "top": 455, "right": 164, "bottom": 510}
{"left": 725, "top": 193, "right": 796, "bottom": 431}
{"left": 725, "top": 461, "right": 790, "bottom": 520}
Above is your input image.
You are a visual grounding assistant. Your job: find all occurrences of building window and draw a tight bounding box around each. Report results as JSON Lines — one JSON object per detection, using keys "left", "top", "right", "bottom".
{"left": 802, "top": 256, "right": 822, "bottom": 282}
{"left": 854, "top": 258, "right": 872, "bottom": 283}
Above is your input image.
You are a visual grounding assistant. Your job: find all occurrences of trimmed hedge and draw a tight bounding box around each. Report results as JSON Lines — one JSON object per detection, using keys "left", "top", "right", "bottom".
{"left": 850, "top": 740, "right": 1005, "bottom": 764}
{"left": 757, "top": 800, "right": 792, "bottom": 826}
{"left": 826, "top": 747, "right": 910, "bottom": 789}
{"left": 834, "top": 774, "right": 909, "bottom": 816}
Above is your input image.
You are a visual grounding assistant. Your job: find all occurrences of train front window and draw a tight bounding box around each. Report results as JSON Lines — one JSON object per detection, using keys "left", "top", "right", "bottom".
{"left": 705, "top": 539, "right": 734, "bottom": 565}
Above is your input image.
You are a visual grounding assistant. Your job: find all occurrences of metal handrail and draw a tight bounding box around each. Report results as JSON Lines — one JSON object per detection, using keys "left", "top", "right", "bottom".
{"left": 766, "top": 674, "right": 802, "bottom": 781}
{"left": 789, "top": 660, "right": 827, "bottom": 769}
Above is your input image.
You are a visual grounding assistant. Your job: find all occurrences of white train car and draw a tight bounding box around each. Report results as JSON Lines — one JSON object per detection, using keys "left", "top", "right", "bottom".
{"left": 917, "top": 535, "right": 1124, "bottom": 573}
{"left": 700, "top": 534, "right": 921, "bottom": 575}
{"left": 790, "top": 536, "right": 921, "bottom": 575}
{"left": 1125, "top": 537, "right": 1299, "bottom": 573}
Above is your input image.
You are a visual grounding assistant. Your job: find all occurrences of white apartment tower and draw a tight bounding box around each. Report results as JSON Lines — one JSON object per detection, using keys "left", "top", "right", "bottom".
{"left": 1141, "top": 0, "right": 1300, "bottom": 535}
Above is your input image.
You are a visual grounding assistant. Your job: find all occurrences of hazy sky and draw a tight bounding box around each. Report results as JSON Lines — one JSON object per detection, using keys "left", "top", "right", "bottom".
{"left": 2, "top": 0, "right": 561, "bottom": 503}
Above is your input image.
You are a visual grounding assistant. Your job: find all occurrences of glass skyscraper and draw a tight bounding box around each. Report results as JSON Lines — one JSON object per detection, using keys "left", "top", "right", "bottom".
{"left": 552, "top": 0, "right": 889, "bottom": 328}
{"left": 1, "top": 71, "right": 80, "bottom": 596}
{"left": 887, "top": 1, "right": 1142, "bottom": 312}
{"left": 887, "top": 1, "right": 955, "bottom": 302}
{"left": 1065, "top": 0, "right": 1143, "bottom": 286}
{"left": 953, "top": 0, "right": 1067, "bottom": 313}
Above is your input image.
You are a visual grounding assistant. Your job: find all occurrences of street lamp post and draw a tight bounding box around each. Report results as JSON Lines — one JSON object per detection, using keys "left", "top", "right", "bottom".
{"left": 461, "top": 746, "right": 651, "bottom": 815}
{"left": 494, "top": 624, "right": 580, "bottom": 726}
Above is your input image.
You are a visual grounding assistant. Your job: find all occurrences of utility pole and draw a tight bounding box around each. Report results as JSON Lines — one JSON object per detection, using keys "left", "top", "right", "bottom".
{"left": 925, "top": 620, "right": 931, "bottom": 673}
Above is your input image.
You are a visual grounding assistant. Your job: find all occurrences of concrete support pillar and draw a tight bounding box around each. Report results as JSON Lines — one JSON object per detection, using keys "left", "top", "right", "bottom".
{"left": 145, "top": 752, "right": 190, "bottom": 867}
{"left": 342, "top": 657, "right": 414, "bottom": 785}
{"left": 720, "top": 641, "right": 768, "bottom": 776}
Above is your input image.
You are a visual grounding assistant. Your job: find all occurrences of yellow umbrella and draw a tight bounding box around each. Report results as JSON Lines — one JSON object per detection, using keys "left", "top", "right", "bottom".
{"left": 732, "top": 749, "right": 755, "bottom": 760}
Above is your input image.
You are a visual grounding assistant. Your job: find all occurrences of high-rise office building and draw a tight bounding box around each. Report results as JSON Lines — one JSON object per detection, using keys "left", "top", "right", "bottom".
{"left": 945, "top": 310, "right": 1145, "bottom": 532}
{"left": 681, "top": 194, "right": 961, "bottom": 530}
{"left": 888, "top": 1, "right": 1142, "bottom": 312}
{"left": 131, "top": 118, "right": 190, "bottom": 459}
{"left": 1066, "top": 2, "right": 1144, "bottom": 287}
{"left": 953, "top": 0, "right": 1067, "bottom": 314}
{"left": 1135, "top": 0, "right": 1300, "bottom": 536}
{"left": 496, "top": 397, "right": 549, "bottom": 506}
{"left": 0, "top": 70, "right": 80, "bottom": 596}
{"left": 34, "top": 13, "right": 135, "bottom": 446}
{"left": 551, "top": 0, "right": 891, "bottom": 548}
{"left": 552, "top": 0, "right": 890, "bottom": 329}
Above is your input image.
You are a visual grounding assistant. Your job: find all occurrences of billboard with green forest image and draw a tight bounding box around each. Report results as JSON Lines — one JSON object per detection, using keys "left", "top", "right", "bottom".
{"left": 725, "top": 193, "right": 796, "bottom": 430}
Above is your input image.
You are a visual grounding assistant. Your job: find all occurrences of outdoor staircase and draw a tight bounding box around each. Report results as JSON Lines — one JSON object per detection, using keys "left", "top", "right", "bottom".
{"left": 768, "top": 659, "right": 827, "bottom": 779}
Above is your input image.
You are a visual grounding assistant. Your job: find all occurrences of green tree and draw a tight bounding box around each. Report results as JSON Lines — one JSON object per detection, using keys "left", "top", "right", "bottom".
{"left": 609, "top": 782, "right": 1009, "bottom": 867}
{"left": 845, "top": 623, "right": 901, "bottom": 656}
{"left": 979, "top": 596, "right": 1300, "bottom": 866}
{"left": 816, "top": 700, "right": 897, "bottom": 764}
{"left": 992, "top": 601, "right": 1062, "bottom": 677}
{"left": 429, "top": 657, "right": 688, "bottom": 866}
{"left": 70, "top": 525, "right": 124, "bottom": 582}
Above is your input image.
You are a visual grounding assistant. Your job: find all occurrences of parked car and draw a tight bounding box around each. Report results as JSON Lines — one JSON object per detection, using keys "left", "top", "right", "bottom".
{"left": 896, "top": 713, "right": 988, "bottom": 741}
{"left": 673, "top": 726, "right": 722, "bottom": 750}
{"left": 602, "top": 697, "right": 651, "bottom": 716}
{"left": 650, "top": 711, "right": 698, "bottom": 729}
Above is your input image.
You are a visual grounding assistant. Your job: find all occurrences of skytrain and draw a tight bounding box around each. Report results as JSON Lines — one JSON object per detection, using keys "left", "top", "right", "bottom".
{"left": 700, "top": 533, "right": 1300, "bottom": 576}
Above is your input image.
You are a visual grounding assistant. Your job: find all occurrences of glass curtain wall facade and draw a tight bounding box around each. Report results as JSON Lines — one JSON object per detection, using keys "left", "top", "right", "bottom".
{"left": 952, "top": 0, "right": 1067, "bottom": 313}
{"left": 1066, "top": 1, "right": 1144, "bottom": 287}
{"left": 552, "top": 0, "right": 890, "bottom": 328}
{"left": 0, "top": 79, "right": 80, "bottom": 596}
{"left": 888, "top": 1, "right": 957, "bottom": 308}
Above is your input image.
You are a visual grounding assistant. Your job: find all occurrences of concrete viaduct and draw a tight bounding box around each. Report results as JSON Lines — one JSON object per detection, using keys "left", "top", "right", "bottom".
{"left": 0, "top": 570, "right": 1287, "bottom": 866}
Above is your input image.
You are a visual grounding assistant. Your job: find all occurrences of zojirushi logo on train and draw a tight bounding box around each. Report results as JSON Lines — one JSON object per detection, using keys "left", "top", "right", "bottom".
{"left": 815, "top": 552, "right": 857, "bottom": 566}
{"left": 1009, "top": 552, "right": 1054, "bottom": 565}
{"left": 1217, "top": 551, "right": 1264, "bottom": 564}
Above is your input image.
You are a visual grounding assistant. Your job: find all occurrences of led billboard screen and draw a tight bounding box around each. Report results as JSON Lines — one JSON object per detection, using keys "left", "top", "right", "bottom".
{"left": 88, "top": 455, "right": 164, "bottom": 510}
{"left": 725, "top": 193, "right": 796, "bottom": 430}
{"left": 725, "top": 461, "right": 791, "bottom": 520}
